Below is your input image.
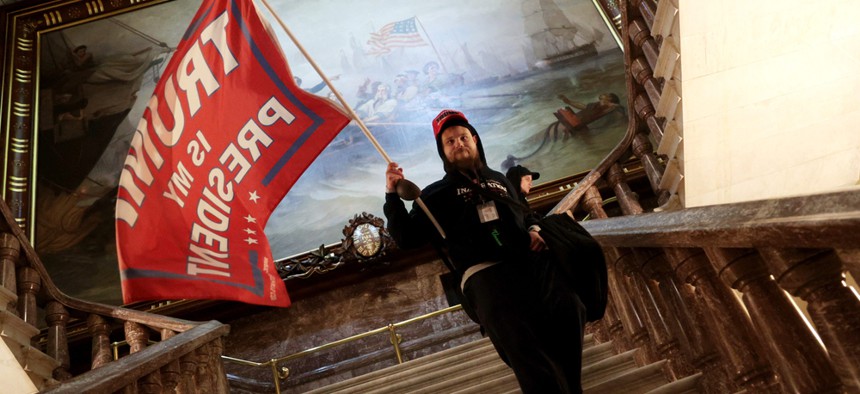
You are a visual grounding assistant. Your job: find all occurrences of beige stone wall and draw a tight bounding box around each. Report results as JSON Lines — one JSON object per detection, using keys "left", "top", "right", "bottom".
{"left": 679, "top": 0, "right": 860, "bottom": 207}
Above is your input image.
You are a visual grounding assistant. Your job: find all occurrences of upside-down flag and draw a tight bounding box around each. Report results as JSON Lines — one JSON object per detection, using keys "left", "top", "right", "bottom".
{"left": 115, "top": 0, "right": 349, "bottom": 307}
{"left": 366, "top": 17, "right": 427, "bottom": 56}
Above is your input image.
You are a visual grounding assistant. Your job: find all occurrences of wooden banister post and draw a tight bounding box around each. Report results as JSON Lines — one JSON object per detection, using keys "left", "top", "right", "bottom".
{"left": 607, "top": 164, "right": 644, "bottom": 216}
{"left": 209, "top": 338, "right": 229, "bottom": 393}
{"left": 631, "top": 57, "right": 663, "bottom": 113}
{"left": 125, "top": 321, "right": 162, "bottom": 393}
{"left": 0, "top": 232, "right": 20, "bottom": 313}
{"left": 633, "top": 0, "right": 657, "bottom": 32}
{"left": 16, "top": 266, "right": 40, "bottom": 326}
{"left": 582, "top": 186, "right": 620, "bottom": 345}
{"left": 582, "top": 185, "right": 607, "bottom": 219}
{"left": 664, "top": 248, "right": 744, "bottom": 394}
{"left": 46, "top": 301, "right": 72, "bottom": 380}
{"left": 709, "top": 247, "right": 843, "bottom": 393}
{"left": 604, "top": 263, "right": 633, "bottom": 353}
{"left": 87, "top": 314, "right": 113, "bottom": 369}
{"left": 179, "top": 351, "right": 199, "bottom": 393}
{"left": 634, "top": 248, "right": 697, "bottom": 379}
{"left": 702, "top": 248, "right": 781, "bottom": 392}
{"left": 632, "top": 133, "right": 669, "bottom": 205}
{"left": 195, "top": 345, "right": 216, "bottom": 393}
{"left": 160, "top": 329, "right": 182, "bottom": 392}
{"left": 758, "top": 248, "right": 859, "bottom": 393}
{"left": 139, "top": 373, "right": 163, "bottom": 394}
{"left": 633, "top": 94, "right": 664, "bottom": 146}
{"left": 124, "top": 321, "right": 149, "bottom": 354}
{"left": 613, "top": 248, "right": 662, "bottom": 366}
{"left": 636, "top": 248, "right": 707, "bottom": 376}
{"left": 628, "top": 19, "right": 659, "bottom": 70}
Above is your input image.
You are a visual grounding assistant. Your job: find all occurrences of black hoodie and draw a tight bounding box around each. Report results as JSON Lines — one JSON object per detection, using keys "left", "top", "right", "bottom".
{"left": 384, "top": 122, "right": 533, "bottom": 274}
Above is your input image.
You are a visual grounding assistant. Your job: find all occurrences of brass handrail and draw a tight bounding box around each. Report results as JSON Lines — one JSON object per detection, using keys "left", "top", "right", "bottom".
{"left": 222, "top": 304, "right": 465, "bottom": 393}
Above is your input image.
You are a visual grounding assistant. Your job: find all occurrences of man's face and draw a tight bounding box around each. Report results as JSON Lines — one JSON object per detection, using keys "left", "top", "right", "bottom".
{"left": 520, "top": 175, "right": 533, "bottom": 194}
{"left": 375, "top": 85, "right": 390, "bottom": 99}
{"left": 441, "top": 125, "right": 479, "bottom": 169}
{"left": 599, "top": 94, "right": 616, "bottom": 106}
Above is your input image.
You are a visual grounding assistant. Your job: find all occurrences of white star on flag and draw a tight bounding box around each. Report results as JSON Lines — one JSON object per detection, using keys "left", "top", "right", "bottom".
{"left": 249, "top": 190, "right": 261, "bottom": 203}
{"left": 245, "top": 237, "right": 258, "bottom": 245}
{"left": 244, "top": 215, "right": 257, "bottom": 223}
{"left": 244, "top": 228, "right": 257, "bottom": 235}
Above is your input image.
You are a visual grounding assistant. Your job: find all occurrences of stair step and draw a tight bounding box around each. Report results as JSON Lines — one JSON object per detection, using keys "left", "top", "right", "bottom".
{"left": 0, "top": 309, "right": 39, "bottom": 345}
{"left": 309, "top": 333, "right": 653, "bottom": 394}
{"left": 0, "top": 284, "right": 17, "bottom": 306}
{"left": 304, "top": 338, "right": 496, "bottom": 394}
{"left": 586, "top": 359, "right": 669, "bottom": 394}
{"left": 307, "top": 334, "right": 606, "bottom": 393}
{"left": 645, "top": 372, "right": 703, "bottom": 394}
{"left": 316, "top": 336, "right": 644, "bottom": 393}
{"left": 343, "top": 350, "right": 504, "bottom": 394}
{"left": 581, "top": 348, "right": 639, "bottom": 388}
{"left": 582, "top": 341, "right": 615, "bottom": 366}
{"left": 584, "top": 333, "right": 595, "bottom": 348}
{"left": 20, "top": 343, "right": 61, "bottom": 381}
{"left": 447, "top": 372, "right": 520, "bottom": 394}
{"left": 2, "top": 336, "right": 60, "bottom": 388}
{"left": 405, "top": 356, "right": 512, "bottom": 394}
{"left": 0, "top": 339, "right": 38, "bottom": 394}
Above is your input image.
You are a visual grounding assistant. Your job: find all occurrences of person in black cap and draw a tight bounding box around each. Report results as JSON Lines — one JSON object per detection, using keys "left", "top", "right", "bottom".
{"left": 505, "top": 165, "right": 540, "bottom": 205}
{"left": 384, "top": 109, "right": 587, "bottom": 393}
{"left": 506, "top": 164, "right": 543, "bottom": 239}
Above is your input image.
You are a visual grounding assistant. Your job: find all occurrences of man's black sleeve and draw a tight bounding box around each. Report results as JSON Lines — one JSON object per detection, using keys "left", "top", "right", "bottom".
{"left": 383, "top": 192, "right": 433, "bottom": 249}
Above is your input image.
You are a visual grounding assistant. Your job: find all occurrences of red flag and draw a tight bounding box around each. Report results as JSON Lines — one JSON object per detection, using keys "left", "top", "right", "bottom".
{"left": 115, "top": 0, "right": 349, "bottom": 307}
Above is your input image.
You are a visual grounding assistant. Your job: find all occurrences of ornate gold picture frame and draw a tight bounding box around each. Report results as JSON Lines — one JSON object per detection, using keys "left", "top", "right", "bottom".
{"left": 2, "top": 0, "right": 180, "bottom": 303}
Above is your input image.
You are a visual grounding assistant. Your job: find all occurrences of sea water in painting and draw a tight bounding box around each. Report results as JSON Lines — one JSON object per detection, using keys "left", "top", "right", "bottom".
{"left": 35, "top": 0, "right": 627, "bottom": 304}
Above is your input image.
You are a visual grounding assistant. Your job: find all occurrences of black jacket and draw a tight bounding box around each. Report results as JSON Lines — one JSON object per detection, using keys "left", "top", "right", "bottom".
{"left": 384, "top": 167, "right": 533, "bottom": 274}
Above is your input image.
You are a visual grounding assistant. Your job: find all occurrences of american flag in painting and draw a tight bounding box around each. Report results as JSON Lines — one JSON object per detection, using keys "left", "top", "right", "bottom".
{"left": 367, "top": 17, "right": 427, "bottom": 55}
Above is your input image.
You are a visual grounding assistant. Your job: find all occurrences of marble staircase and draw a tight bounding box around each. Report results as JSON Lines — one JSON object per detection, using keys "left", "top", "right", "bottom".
{"left": 305, "top": 334, "right": 703, "bottom": 394}
{"left": 0, "top": 284, "right": 59, "bottom": 393}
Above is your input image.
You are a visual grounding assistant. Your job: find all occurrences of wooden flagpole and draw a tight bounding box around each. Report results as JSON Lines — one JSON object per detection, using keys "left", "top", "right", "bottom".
{"left": 255, "top": 0, "right": 446, "bottom": 239}
{"left": 257, "top": 0, "right": 389, "bottom": 163}
{"left": 414, "top": 16, "right": 450, "bottom": 74}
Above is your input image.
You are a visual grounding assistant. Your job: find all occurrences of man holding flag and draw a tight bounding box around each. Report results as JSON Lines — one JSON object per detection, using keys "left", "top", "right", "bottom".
{"left": 115, "top": 0, "right": 349, "bottom": 307}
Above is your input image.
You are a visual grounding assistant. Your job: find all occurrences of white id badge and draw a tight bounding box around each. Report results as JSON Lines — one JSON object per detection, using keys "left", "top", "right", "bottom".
{"left": 477, "top": 201, "right": 500, "bottom": 223}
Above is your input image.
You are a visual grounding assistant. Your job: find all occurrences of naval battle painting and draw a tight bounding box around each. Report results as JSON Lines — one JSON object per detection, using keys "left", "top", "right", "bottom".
{"left": 22, "top": 0, "right": 625, "bottom": 304}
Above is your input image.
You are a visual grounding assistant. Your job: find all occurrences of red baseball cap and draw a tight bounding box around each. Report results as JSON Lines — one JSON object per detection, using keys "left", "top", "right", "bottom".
{"left": 432, "top": 109, "right": 469, "bottom": 138}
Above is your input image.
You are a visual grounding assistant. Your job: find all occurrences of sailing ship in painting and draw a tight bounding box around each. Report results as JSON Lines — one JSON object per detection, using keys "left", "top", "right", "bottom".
{"left": 523, "top": 0, "right": 601, "bottom": 68}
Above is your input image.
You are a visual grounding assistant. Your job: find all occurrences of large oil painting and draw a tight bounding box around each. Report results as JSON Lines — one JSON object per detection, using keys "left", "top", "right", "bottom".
{"left": 27, "top": 0, "right": 627, "bottom": 304}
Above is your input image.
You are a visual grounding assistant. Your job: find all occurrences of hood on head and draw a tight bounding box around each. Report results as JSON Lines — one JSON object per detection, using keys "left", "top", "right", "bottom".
{"left": 431, "top": 109, "right": 487, "bottom": 170}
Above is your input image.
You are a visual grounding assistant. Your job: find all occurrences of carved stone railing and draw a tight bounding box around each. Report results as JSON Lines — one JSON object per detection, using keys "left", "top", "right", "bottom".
{"left": 580, "top": 190, "right": 859, "bottom": 393}
{"left": 551, "top": 1, "right": 860, "bottom": 393}
{"left": 0, "top": 197, "right": 231, "bottom": 393}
